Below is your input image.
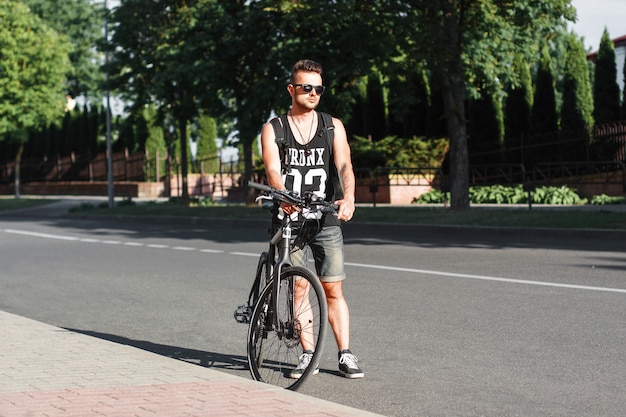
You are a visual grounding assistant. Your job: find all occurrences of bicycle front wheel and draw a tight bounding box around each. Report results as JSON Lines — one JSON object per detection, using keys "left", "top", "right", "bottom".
{"left": 251, "top": 251, "right": 272, "bottom": 306}
{"left": 247, "top": 266, "right": 328, "bottom": 390}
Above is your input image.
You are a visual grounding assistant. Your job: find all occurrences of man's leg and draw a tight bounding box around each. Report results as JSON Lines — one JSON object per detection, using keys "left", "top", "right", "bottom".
{"left": 322, "top": 280, "right": 364, "bottom": 378}
{"left": 322, "top": 281, "right": 350, "bottom": 350}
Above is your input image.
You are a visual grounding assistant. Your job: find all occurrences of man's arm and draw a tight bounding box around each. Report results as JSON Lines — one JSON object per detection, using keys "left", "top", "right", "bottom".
{"left": 260, "top": 121, "right": 284, "bottom": 190}
{"left": 331, "top": 117, "right": 356, "bottom": 221}
{"left": 261, "top": 120, "right": 299, "bottom": 215}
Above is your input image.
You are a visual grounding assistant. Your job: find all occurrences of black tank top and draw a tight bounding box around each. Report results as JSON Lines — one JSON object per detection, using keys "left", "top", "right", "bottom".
{"left": 282, "top": 112, "right": 340, "bottom": 227}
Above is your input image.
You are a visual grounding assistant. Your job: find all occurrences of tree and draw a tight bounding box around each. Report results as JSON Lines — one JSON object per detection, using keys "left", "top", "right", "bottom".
{"left": 387, "top": 67, "right": 430, "bottom": 139}
{"left": 593, "top": 29, "right": 621, "bottom": 125}
{"left": 194, "top": 112, "right": 218, "bottom": 173}
{"left": 0, "top": 0, "right": 71, "bottom": 198}
{"left": 110, "top": 0, "right": 214, "bottom": 204}
{"left": 22, "top": 0, "right": 103, "bottom": 100}
{"left": 468, "top": 92, "right": 504, "bottom": 164}
{"left": 197, "top": 1, "right": 286, "bottom": 203}
{"left": 396, "top": 0, "right": 574, "bottom": 209}
{"left": 365, "top": 71, "right": 387, "bottom": 141}
{"left": 198, "top": 1, "right": 399, "bottom": 203}
{"left": 504, "top": 54, "right": 533, "bottom": 162}
{"left": 531, "top": 47, "right": 559, "bottom": 135}
{"left": 560, "top": 34, "right": 593, "bottom": 132}
{"left": 560, "top": 34, "right": 593, "bottom": 161}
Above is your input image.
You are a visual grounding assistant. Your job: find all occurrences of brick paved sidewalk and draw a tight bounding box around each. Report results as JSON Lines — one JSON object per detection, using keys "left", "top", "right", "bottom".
{"left": 0, "top": 311, "right": 382, "bottom": 417}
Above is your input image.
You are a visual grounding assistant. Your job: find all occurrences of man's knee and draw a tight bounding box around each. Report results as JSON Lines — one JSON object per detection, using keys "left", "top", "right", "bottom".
{"left": 322, "top": 281, "right": 344, "bottom": 300}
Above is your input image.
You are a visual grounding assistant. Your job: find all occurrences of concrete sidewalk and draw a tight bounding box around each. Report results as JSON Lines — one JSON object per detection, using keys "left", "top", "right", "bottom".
{"left": 0, "top": 311, "right": 382, "bottom": 417}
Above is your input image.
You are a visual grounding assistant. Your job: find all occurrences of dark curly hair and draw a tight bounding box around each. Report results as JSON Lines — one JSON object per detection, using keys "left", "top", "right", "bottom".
{"left": 289, "top": 59, "right": 323, "bottom": 84}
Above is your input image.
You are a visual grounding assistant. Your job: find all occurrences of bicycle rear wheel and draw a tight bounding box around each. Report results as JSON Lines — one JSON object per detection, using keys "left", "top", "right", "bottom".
{"left": 247, "top": 266, "right": 328, "bottom": 390}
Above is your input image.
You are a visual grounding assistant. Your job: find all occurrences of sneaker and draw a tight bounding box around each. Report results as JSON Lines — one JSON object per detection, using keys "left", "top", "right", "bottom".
{"left": 338, "top": 350, "right": 364, "bottom": 379}
{"left": 289, "top": 351, "right": 319, "bottom": 379}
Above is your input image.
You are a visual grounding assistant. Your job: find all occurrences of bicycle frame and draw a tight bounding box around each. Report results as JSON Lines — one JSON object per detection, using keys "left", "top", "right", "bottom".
{"left": 264, "top": 203, "right": 298, "bottom": 335}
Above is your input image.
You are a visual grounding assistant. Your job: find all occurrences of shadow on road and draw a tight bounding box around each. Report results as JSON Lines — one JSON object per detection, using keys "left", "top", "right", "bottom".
{"left": 65, "top": 328, "right": 248, "bottom": 372}
{"left": 3, "top": 202, "right": 626, "bottom": 252}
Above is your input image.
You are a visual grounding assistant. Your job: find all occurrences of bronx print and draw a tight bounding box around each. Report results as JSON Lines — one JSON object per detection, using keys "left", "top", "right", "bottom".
{"left": 288, "top": 148, "right": 325, "bottom": 167}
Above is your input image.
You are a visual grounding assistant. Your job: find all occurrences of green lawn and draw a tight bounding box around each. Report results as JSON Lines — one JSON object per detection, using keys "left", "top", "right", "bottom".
{"left": 2, "top": 197, "right": 625, "bottom": 230}
{"left": 66, "top": 200, "right": 626, "bottom": 230}
{"left": 0, "top": 197, "right": 58, "bottom": 212}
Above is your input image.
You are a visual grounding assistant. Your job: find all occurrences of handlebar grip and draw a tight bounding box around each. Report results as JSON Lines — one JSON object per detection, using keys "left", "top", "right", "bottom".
{"left": 321, "top": 203, "right": 339, "bottom": 214}
{"left": 247, "top": 181, "right": 273, "bottom": 193}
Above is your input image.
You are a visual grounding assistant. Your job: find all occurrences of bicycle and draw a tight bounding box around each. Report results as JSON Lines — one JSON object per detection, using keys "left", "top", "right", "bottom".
{"left": 234, "top": 181, "right": 337, "bottom": 390}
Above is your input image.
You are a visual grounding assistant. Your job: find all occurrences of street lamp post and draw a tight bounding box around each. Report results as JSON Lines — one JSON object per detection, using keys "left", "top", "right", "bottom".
{"left": 104, "top": 0, "right": 114, "bottom": 208}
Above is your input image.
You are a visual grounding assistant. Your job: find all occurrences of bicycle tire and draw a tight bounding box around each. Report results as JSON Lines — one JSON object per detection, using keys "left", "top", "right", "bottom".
{"left": 250, "top": 251, "right": 272, "bottom": 307}
{"left": 247, "top": 266, "right": 328, "bottom": 390}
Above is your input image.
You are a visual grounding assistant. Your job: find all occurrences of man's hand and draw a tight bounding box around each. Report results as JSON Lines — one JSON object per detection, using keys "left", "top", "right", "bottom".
{"left": 280, "top": 202, "right": 300, "bottom": 216}
{"left": 335, "top": 197, "right": 355, "bottom": 222}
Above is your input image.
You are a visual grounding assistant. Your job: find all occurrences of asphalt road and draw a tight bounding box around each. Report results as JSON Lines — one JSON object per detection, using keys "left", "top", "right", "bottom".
{"left": 1, "top": 206, "right": 625, "bottom": 417}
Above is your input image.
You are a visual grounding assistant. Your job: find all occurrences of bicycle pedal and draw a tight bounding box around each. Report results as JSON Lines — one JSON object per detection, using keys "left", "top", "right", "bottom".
{"left": 234, "top": 305, "right": 252, "bottom": 324}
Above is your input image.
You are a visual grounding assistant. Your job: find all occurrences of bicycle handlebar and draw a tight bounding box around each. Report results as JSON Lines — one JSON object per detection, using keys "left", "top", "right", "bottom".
{"left": 247, "top": 181, "right": 339, "bottom": 213}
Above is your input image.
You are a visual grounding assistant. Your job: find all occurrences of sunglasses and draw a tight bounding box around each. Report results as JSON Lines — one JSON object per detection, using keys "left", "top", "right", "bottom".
{"left": 291, "top": 83, "right": 326, "bottom": 95}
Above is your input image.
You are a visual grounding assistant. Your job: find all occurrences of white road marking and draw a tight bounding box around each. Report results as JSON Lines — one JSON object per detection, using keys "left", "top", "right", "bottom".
{"left": 5, "top": 229, "right": 79, "bottom": 241}
{"left": 200, "top": 249, "right": 224, "bottom": 254}
{"left": 345, "top": 262, "right": 626, "bottom": 294}
{"left": 3, "top": 228, "right": 625, "bottom": 294}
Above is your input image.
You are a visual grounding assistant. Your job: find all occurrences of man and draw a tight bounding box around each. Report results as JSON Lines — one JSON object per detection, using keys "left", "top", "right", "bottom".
{"left": 260, "top": 59, "right": 364, "bottom": 379}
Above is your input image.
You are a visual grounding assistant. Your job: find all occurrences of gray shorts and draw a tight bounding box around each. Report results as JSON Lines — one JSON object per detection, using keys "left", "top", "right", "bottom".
{"left": 290, "top": 225, "right": 345, "bottom": 283}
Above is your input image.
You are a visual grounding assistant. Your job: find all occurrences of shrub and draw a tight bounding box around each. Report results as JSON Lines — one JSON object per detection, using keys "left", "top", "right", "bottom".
{"left": 415, "top": 185, "right": 588, "bottom": 205}
{"left": 590, "top": 194, "right": 626, "bottom": 205}
{"left": 351, "top": 135, "right": 449, "bottom": 171}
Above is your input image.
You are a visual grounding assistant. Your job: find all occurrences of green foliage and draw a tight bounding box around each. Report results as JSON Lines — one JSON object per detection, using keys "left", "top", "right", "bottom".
{"left": 193, "top": 196, "right": 216, "bottom": 207}
{"left": 0, "top": 0, "right": 71, "bottom": 137}
{"left": 560, "top": 34, "right": 593, "bottom": 132}
{"left": 530, "top": 47, "right": 558, "bottom": 134}
{"left": 415, "top": 185, "right": 588, "bottom": 205}
{"left": 21, "top": 0, "right": 103, "bottom": 100}
{"left": 590, "top": 194, "right": 626, "bottom": 205}
{"left": 504, "top": 54, "right": 532, "bottom": 146}
{"left": 386, "top": 66, "right": 430, "bottom": 139}
{"left": 194, "top": 111, "right": 219, "bottom": 173}
{"left": 143, "top": 106, "right": 166, "bottom": 181}
{"left": 394, "top": 0, "right": 574, "bottom": 209}
{"left": 467, "top": 92, "right": 504, "bottom": 163}
{"left": 351, "top": 135, "right": 449, "bottom": 170}
{"left": 414, "top": 189, "right": 448, "bottom": 204}
{"left": 469, "top": 185, "right": 527, "bottom": 204}
{"left": 593, "top": 29, "right": 621, "bottom": 125}
{"left": 532, "top": 185, "right": 587, "bottom": 204}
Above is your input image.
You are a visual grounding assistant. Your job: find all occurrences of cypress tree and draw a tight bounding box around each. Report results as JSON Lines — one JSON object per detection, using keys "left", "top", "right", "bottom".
{"left": 531, "top": 46, "right": 558, "bottom": 135}
{"left": 561, "top": 34, "right": 593, "bottom": 132}
{"left": 560, "top": 34, "right": 593, "bottom": 161}
{"left": 388, "top": 69, "right": 430, "bottom": 138}
{"left": 529, "top": 46, "right": 559, "bottom": 164}
{"left": 468, "top": 91, "right": 504, "bottom": 164}
{"left": 504, "top": 54, "right": 533, "bottom": 162}
{"left": 143, "top": 106, "right": 166, "bottom": 182}
{"left": 195, "top": 111, "right": 219, "bottom": 173}
{"left": 593, "top": 29, "right": 621, "bottom": 125}
{"left": 365, "top": 72, "right": 387, "bottom": 141}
